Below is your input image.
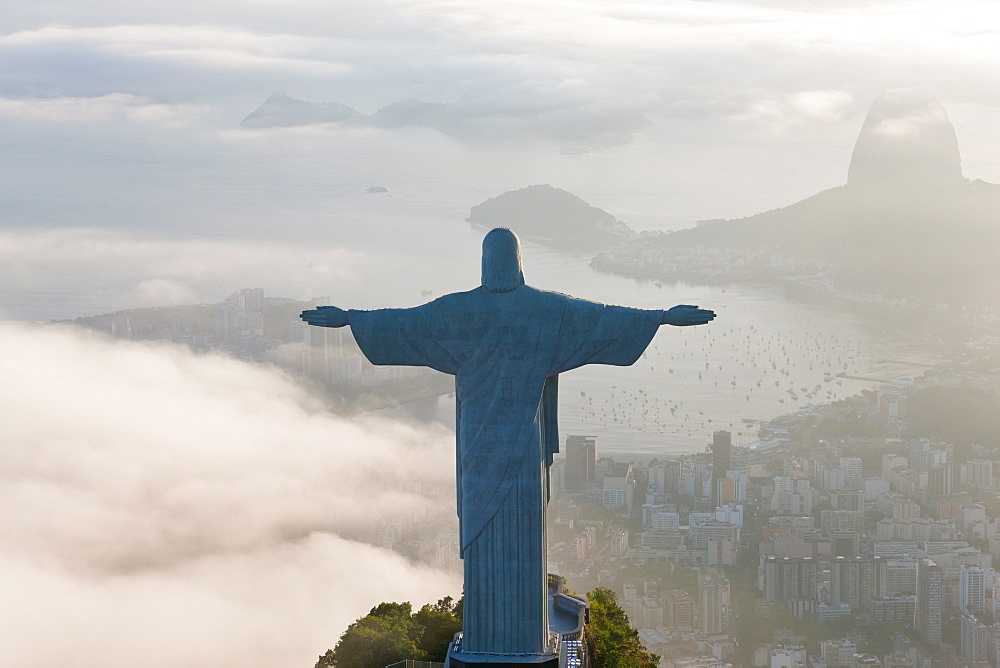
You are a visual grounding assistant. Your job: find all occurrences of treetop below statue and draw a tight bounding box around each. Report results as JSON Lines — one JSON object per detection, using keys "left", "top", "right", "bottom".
{"left": 301, "top": 227, "right": 714, "bottom": 664}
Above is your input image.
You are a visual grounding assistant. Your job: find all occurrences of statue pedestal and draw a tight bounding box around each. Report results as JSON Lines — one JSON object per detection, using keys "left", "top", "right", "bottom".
{"left": 445, "top": 579, "right": 588, "bottom": 668}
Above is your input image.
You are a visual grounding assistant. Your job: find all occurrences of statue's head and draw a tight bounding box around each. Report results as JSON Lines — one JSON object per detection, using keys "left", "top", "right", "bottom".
{"left": 481, "top": 228, "right": 525, "bottom": 293}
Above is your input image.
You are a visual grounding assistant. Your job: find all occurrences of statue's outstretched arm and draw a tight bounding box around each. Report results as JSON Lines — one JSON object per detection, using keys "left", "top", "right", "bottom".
{"left": 300, "top": 305, "right": 349, "bottom": 328}
{"left": 662, "top": 304, "right": 716, "bottom": 327}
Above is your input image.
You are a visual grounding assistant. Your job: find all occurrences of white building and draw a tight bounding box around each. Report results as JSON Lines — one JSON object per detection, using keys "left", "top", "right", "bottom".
{"left": 771, "top": 648, "right": 806, "bottom": 668}
{"left": 715, "top": 504, "right": 744, "bottom": 528}
{"left": 960, "top": 565, "right": 988, "bottom": 614}
{"left": 772, "top": 477, "right": 815, "bottom": 515}
{"left": 966, "top": 459, "right": 994, "bottom": 491}
{"left": 652, "top": 510, "right": 681, "bottom": 532}
{"left": 840, "top": 457, "right": 863, "bottom": 490}
{"left": 602, "top": 462, "right": 635, "bottom": 509}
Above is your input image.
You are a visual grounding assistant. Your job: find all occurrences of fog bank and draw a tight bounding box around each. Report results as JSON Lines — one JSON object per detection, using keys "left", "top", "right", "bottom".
{"left": 0, "top": 322, "right": 460, "bottom": 667}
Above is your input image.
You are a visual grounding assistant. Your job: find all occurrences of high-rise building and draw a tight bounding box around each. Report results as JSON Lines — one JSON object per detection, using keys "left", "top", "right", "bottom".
{"left": 960, "top": 565, "right": 987, "bottom": 614}
{"left": 831, "top": 530, "right": 861, "bottom": 558}
{"left": 830, "top": 488, "right": 866, "bottom": 511}
{"left": 715, "top": 477, "right": 738, "bottom": 506}
{"left": 762, "top": 556, "right": 818, "bottom": 605}
{"left": 883, "top": 559, "right": 917, "bottom": 595}
{"left": 915, "top": 558, "right": 943, "bottom": 645}
{"left": 287, "top": 320, "right": 312, "bottom": 375}
{"left": 661, "top": 589, "right": 695, "bottom": 629}
{"left": 697, "top": 567, "right": 730, "bottom": 635}
{"left": 961, "top": 613, "right": 989, "bottom": 663}
{"left": 821, "top": 510, "right": 864, "bottom": 534}
{"left": 564, "top": 435, "right": 598, "bottom": 490}
{"left": 966, "top": 459, "right": 994, "bottom": 491}
{"left": 665, "top": 459, "right": 681, "bottom": 495}
{"left": 840, "top": 457, "right": 863, "bottom": 490}
{"left": 985, "top": 623, "right": 1000, "bottom": 668}
{"left": 710, "top": 431, "right": 732, "bottom": 507}
{"left": 692, "top": 520, "right": 740, "bottom": 550}
{"left": 650, "top": 509, "right": 680, "bottom": 532}
{"left": 871, "top": 595, "right": 916, "bottom": 623}
{"left": 715, "top": 504, "right": 743, "bottom": 528}
{"left": 691, "top": 461, "right": 710, "bottom": 499}
{"left": 926, "top": 463, "right": 960, "bottom": 498}
{"left": 648, "top": 460, "right": 667, "bottom": 491}
{"left": 725, "top": 470, "right": 749, "bottom": 503}
{"left": 830, "top": 557, "right": 880, "bottom": 612}
{"left": 608, "top": 527, "right": 629, "bottom": 557}
{"left": 771, "top": 477, "right": 815, "bottom": 515}
{"left": 238, "top": 287, "right": 264, "bottom": 313}
{"left": 706, "top": 538, "right": 736, "bottom": 566}
{"left": 820, "top": 465, "right": 847, "bottom": 492}
{"left": 602, "top": 462, "right": 634, "bottom": 509}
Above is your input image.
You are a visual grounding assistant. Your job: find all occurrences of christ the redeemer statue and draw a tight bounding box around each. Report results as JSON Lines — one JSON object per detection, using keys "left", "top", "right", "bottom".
{"left": 301, "top": 228, "right": 714, "bottom": 663}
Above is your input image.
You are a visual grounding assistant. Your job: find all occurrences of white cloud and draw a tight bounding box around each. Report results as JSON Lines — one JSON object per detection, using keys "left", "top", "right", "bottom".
{"left": 735, "top": 89, "right": 857, "bottom": 132}
{"left": 0, "top": 93, "right": 212, "bottom": 127}
{"left": 142, "top": 46, "right": 351, "bottom": 75}
{"left": 1, "top": 24, "right": 351, "bottom": 76}
{"left": 0, "top": 229, "right": 366, "bottom": 313}
{"left": 5, "top": 1, "right": 1000, "bottom": 122}
{"left": 790, "top": 90, "right": 855, "bottom": 123}
{"left": 0, "top": 321, "right": 461, "bottom": 667}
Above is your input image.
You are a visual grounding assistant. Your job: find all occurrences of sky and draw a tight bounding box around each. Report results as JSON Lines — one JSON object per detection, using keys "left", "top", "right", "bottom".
{"left": 2, "top": 0, "right": 1000, "bottom": 318}
{"left": 2, "top": 1, "right": 1000, "bottom": 665}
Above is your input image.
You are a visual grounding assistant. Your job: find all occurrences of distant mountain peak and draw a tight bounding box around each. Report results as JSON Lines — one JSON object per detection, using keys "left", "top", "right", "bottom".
{"left": 847, "top": 89, "right": 963, "bottom": 189}
{"left": 240, "top": 92, "right": 359, "bottom": 128}
{"left": 238, "top": 91, "right": 649, "bottom": 150}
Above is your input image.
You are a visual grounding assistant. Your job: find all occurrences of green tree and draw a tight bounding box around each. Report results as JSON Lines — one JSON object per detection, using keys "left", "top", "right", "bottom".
{"left": 413, "top": 597, "right": 463, "bottom": 661}
{"left": 323, "top": 602, "right": 428, "bottom": 668}
{"left": 317, "top": 597, "right": 464, "bottom": 667}
{"left": 586, "top": 587, "right": 659, "bottom": 667}
{"left": 667, "top": 493, "right": 696, "bottom": 510}
{"left": 906, "top": 386, "right": 1000, "bottom": 450}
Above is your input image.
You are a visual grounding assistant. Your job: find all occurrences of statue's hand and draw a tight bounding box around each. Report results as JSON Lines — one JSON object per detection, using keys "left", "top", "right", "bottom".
{"left": 663, "top": 304, "right": 716, "bottom": 327}
{"left": 300, "top": 305, "right": 349, "bottom": 328}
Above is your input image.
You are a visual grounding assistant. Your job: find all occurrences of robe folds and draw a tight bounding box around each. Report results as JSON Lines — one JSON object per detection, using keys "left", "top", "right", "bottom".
{"left": 347, "top": 284, "right": 661, "bottom": 654}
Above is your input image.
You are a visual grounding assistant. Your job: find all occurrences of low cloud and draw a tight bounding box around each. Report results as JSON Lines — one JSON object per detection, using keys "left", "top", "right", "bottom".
{"left": 0, "top": 93, "right": 212, "bottom": 127}
{"left": 0, "top": 229, "right": 366, "bottom": 318}
{"left": 1, "top": 24, "right": 351, "bottom": 77}
{"left": 736, "top": 89, "right": 857, "bottom": 132}
{"left": 0, "top": 322, "right": 461, "bottom": 667}
{"left": 5, "top": 1, "right": 1000, "bottom": 136}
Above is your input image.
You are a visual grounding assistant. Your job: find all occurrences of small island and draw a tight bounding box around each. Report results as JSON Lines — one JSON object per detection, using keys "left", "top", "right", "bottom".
{"left": 467, "top": 184, "right": 634, "bottom": 252}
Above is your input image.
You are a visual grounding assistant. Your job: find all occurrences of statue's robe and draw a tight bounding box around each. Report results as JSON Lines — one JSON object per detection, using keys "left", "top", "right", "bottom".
{"left": 347, "top": 285, "right": 661, "bottom": 655}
